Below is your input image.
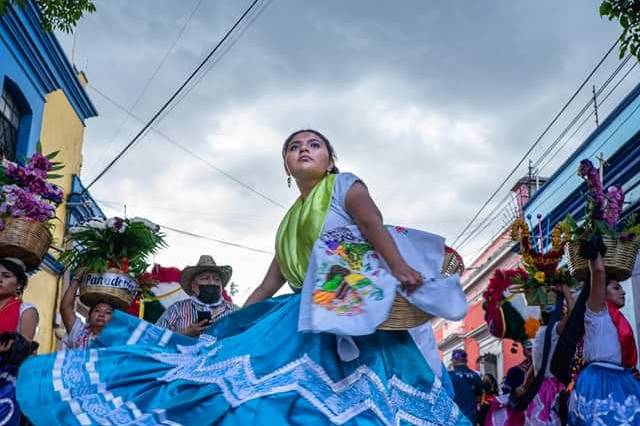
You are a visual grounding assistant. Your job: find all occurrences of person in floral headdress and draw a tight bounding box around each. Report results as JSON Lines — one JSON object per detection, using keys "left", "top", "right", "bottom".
{"left": 567, "top": 254, "right": 640, "bottom": 424}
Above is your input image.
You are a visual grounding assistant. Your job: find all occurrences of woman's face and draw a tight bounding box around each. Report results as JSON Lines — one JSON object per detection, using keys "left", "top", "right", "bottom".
{"left": 606, "top": 279, "right": 625, "bottom": 308}
{"left": 284, "top": 131, "right": 333, "bottom": 182}
{"left": 0, "top": 264, "right": 19, "bottom": 298}
{"left": 89, "top": 303, "right": 114, "bottom": 329}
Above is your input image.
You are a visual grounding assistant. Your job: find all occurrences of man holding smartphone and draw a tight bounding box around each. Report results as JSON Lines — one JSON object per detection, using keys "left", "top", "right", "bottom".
{"left": 155, "top": 255, "right": 236, "bottom": 337}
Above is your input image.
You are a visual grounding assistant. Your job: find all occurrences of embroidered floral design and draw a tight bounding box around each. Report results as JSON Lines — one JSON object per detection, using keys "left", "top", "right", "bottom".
{"left": 313, "top": 227, "right": 385, "bottom": 316}
{"left": 570, "top": 391, "right": 640, "bottom": 425}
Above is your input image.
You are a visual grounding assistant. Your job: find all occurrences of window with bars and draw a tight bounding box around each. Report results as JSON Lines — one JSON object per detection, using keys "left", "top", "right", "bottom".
{"left": 0, "top": 87, "right": 21, "bottom": 161}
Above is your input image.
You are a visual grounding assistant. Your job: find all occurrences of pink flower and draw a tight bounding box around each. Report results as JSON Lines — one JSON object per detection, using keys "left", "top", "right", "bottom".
{"left": 578, "top": 159, "right": 605, "bottom": 220}
{"left": 604, "top": 185, "right": 624, "bottom": 227}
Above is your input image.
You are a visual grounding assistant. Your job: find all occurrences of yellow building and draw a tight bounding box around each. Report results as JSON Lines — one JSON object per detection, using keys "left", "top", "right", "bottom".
{"left": 1, "top": 3, "right": 98, "bottom": 352}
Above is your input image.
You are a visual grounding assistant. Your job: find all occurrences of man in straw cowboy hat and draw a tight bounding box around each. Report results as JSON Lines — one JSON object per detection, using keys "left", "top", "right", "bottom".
{"left": 156, "top": 255, "right": 235, "bottom": 337}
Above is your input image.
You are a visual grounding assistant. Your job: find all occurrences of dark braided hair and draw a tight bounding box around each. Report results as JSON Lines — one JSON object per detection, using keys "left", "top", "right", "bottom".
{"left": 551, "top": 282, "right": 590, "bottom": 385}
{"left": 282, "top": 129, "right": 339, "bottom": 174}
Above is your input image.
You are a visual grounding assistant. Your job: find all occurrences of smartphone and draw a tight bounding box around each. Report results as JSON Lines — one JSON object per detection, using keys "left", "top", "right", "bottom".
{"left": 196, "top": 310, "right": 212, "bottom": 324}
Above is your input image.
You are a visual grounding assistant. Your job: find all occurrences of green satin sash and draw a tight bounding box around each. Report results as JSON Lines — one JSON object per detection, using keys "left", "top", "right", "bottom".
{"left": 275, "top": 174, "right": 337, "bottom": 290}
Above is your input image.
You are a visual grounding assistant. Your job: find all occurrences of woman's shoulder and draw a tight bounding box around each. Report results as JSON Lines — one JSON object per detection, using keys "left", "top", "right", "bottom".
{"left": 334, "top": 172, "right": 365, "bottom": 195}
{"left": 331, "top": 172, "right": 365, "bottom": 210}
{"left": 336, "top": 172, "right": 362, "bottom": 183}
{"left": 20, "top": 302, "right": 38, "bottom": 316}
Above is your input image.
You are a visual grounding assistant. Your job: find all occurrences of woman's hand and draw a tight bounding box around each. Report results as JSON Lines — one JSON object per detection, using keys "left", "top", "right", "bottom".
{"left": 391, "top": 261, "right": 423, "bottom": 294}
{"left": 589, "top": 253, "right": 605, "bottom": 275}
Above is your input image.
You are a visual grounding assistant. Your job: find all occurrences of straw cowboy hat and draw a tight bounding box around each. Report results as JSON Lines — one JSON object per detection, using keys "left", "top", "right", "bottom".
{"left": 180, "top": 255, "right": 232, "bottom": 295}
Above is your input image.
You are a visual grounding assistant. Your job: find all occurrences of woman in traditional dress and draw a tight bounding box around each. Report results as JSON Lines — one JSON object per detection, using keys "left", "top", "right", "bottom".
{"left": 524, "top": 284, "right": 574, "bottom": 425}
{"left": 17, "top": 129, "right": 468, "bottom": 425}
{"left": 568, "top": 254, "right": 640, "bottom": 424}
{"left": 60, "top": 273, "right": 114, "bottom": 349}
{"left": 0, "top": 258, "right": 38, "bottom": 425}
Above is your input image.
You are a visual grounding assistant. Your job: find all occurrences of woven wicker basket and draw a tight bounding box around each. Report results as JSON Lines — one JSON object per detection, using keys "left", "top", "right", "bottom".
{"left": 0, "top": 218, "right": 52, "bottom": 271}
{"left": 565, "top": 237, "right": 640, "bottom": 282}
{"left": 378, "top": 246, "right": 464, "bottom": 331}
{"left": 79, "top": 269, "right": 139, "bottom": 311}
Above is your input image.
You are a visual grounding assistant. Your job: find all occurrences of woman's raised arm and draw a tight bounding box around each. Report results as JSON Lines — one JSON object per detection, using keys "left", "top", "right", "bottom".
{"left": 244, "top": 257, "right": 286, "bottom": 307}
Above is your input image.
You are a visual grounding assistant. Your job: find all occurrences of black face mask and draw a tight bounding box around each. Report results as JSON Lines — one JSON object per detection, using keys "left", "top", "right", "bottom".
{"left": 198, "top": 285, "right": 221, "bottom": 304}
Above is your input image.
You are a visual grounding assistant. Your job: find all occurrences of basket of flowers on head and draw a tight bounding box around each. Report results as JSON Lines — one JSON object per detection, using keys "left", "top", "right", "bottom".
{"left": 60, "top": 216, "right": 167, "bottom": 310}
{"left": 0, "top": 152, "right": 64, "bottom": 271}
{"left": 561, "top": 159, "right": 640, "bottom": 282}
{"left": 482, "top": 268, "right": 541, "bottom": 343}
{"left": 510, "top": 217, "right": 576, "bottom": 306}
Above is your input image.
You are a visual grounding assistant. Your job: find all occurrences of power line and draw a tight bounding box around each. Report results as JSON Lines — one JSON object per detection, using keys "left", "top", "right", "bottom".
{"left": 450, "top": 39, "right": 619, "bottom": 248}
{"left": 538, "top": 60, "right": 638, "bottom": 173}
{"left": 84, "top": 0, "right": 266, "bottom": 192}
{"left": 455, "top": 191, "right": 515, "bottom": 251}
{"left": 160, "top": 224, "right": 273, "bottom": 255}
{"left": 465, "top": 82, "right": 640, "bottom": 263}
{"left": 88, "top": 84, "right": 287, "bottom": 209}
{"left": 96, "top": 198, "right": 268, "bottom": 222}
{"left": 156, "top": 0, "right": 275, "bottom": 123}
{"left": 87, "top": 0, "right": 205, "bottom": 173}
{"left": 464, "top": 59, "right": 639, "bottom": 263}
{"left": 99, "top": 204, "right": 274, "bottom": 255}
{"left": 532, "top": 54, "right": 632, "bottom": 171}
{"left": 526, "top": 98, "right": 640, "bottom": 216}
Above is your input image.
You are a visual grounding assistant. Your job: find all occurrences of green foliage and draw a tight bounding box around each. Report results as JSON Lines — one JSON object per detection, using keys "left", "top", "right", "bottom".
{"left": 59, "top": 218, "right": 167, "bottom": 278}
{"left": 0, "top": 0, "right": 96, "bottom": 33}
{"left": 600, "top": 0, "right": 640, "bottom": 59}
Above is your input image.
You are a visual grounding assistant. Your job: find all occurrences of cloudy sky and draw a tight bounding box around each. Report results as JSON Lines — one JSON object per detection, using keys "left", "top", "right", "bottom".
{"left": 55, "top": 0, "right": 636, "bottom": 303}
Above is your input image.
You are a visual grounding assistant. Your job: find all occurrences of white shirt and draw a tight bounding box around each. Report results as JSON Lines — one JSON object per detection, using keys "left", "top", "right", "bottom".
{"left": 17, "top": 302, "right": 37, "bottom": 332}
{"left": 533, "top": 323, "right": 560, "bottom": 378}
{"left": 583, "top": 307, "right": 621, "bottom": 365}
{"left": 63, "top": 317, "right": 92, "bottom": 349}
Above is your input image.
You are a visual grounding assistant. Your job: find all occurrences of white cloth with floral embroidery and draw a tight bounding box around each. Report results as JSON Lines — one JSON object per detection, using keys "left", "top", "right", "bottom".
{"left": 299, "top": 225, "right": 467, "bottom": 336}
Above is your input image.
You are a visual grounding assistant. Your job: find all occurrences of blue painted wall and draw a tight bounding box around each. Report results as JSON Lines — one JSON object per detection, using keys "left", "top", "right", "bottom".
{"left": 0, "top": 39, "right": 46, "bottom": 159}
{"left": 0, "top": 1, "right": 97, "bottom": 160}
{"left": 525, "top": 83, "right": 640, "bottom": 223}
{"left": 523, "top": 83, "right": 640, "bottom": 355}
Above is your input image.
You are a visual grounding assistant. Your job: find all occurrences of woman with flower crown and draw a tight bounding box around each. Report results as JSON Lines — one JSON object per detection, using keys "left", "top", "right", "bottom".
{"left": 17, "top": 129, "right": 469, "bottom": 425}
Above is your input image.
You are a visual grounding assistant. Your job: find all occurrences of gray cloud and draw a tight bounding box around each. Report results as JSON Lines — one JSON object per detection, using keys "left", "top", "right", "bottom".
{"left": 56, "top": 0, "right": 629, "bottom": 300}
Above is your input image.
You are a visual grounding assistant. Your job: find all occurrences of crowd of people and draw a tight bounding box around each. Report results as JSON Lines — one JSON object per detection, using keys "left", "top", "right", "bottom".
{"left": 0, "top": 129, "right": 637, "bottom": 425}
{"left": 446, "top": 259, "right": 639, "bottom": 425}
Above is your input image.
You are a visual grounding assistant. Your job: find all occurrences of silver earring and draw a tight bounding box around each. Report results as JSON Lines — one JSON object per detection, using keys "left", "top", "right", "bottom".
{"left": 287, "top": 176, "right": 292, "bottom": 188}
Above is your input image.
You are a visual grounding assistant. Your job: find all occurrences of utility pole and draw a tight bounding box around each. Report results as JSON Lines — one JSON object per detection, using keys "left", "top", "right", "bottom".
{"left": 527, "top": 159, "right": 534, "bottom": 198}
{"left": 596, "top": 152, "right": 607, "bottom": 184}
{"left": 592, "top": 85, "right": 600, "bottom": 128}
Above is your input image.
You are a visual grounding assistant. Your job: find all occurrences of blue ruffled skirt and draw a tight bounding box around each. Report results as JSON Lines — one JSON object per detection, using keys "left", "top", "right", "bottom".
{"left": 17, "top": 294, "right": 469, "bottom": 425}
{"left": 0, "top": 366, "right": 20, "bottom": 426}
{"left": 569, "top": 363, "right": 640, "bottom": 425}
